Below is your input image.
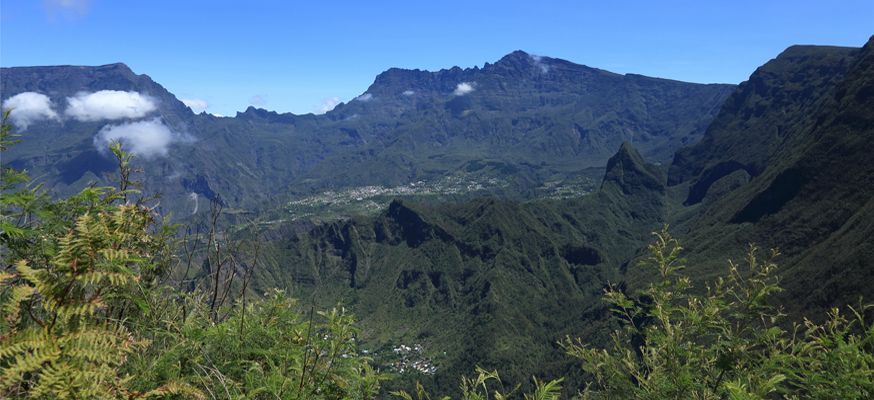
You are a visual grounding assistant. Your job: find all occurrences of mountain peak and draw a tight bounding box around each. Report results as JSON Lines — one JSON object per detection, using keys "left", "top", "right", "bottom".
{"left": 382, "top": 200, "right": 453, "bottom": 247}
{"left": 236, "top": 106, "right": 298, "bottom": 123}
{"left": 610, "top": 141, "right": 647, "bottom": 167}
{"left": 368, "top": 67, "right": 432, "bottom": 93}
{"left": 95, "top": 62, "right": 133, "bottom": 71}
{"left": 601, "top": 142, "right": 665, "bottom": 195}
{"left": 490, "top": 50, "right": 547, "bottom": 73}
{"left": 496, "top": 50, "right": 532, "bottom": 63}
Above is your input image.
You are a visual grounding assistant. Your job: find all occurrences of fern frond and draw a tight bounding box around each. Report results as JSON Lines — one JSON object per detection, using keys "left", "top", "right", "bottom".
{"left": 139, "top": 380, "right": 206, "bottom": 400}
{"left": 0, "top": 329, "right": 50, "bottom": 358}
{"left": 2, "top": 284, "right": 36, "bottom": 324}
{"left": 0, "top": 341, "right": 61, "bottom": 387}
{"left": 76, "top": 271, "right": 136, "bottom": 287}
{"left": 0, "top": 271, "right": 15, "bottom": 284}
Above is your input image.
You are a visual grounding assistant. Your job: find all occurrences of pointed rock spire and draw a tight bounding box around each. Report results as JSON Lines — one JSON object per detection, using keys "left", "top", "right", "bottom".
{"left": 601, "top": 142, "right": 665, "bottom": 195}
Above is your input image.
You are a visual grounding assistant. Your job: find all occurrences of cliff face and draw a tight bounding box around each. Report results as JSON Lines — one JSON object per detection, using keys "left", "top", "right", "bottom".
{"left": 668, "top": 45, "right": 858, "bottom": 190}
{"left": 665, "top": 37, "right": 874, "bottom": 314}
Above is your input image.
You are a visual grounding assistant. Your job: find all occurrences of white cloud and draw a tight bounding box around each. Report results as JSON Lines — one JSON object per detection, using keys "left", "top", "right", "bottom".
{"left": 315, "top": 97, "right": 342, "bottom": 114}
{"left": 530, "top": 54, "right": 550, "bottom": 73}
{"left": 188, "top": 192, "right": 199, "bottom": 215}
{"left": 2, "top": 92, "right": 59, "bottom": 129}
{"left": 403, "top": 90, "right": 415, "bottom": 96}
{"left": 93, "top": 118, "right": 183, "bottom": 159}
{"left": 181, "top": 98, "right": 209, "bottom": 113}
{"left": 66, "top": 90, "right": 157, "bottom": 121}
{"left": 249, "top": 95, "right": 267, "bottom": 107}
{"left": 354, "top": 93, "right": 373, "bottom": 102}
{"left": 453, "top": 82, "right": 475, "bottom": 96}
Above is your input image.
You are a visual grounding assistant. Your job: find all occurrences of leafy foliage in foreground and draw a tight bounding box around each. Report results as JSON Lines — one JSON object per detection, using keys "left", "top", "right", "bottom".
{"left": 564, "top": 227, "right": 874, "bottom": 399}
{"left": 125, "top": 289, "right": 382, "bottom": 399}
{"left": 1, "top": 112, "right": 171, "bottom": 397}
{"left": 0, "top": 112, "right": 381, "bottom": 399}
{"left": 392, "top": 366, "right": 562, "bottom": 400}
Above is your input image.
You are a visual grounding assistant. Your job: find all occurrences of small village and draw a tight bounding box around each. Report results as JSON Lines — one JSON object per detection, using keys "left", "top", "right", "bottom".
{"left": 282, "top": 173, "right": 595, "bottom": 221}
{"left": 283, "top": 174, "right": 509, "bottom": 220}
{"left": 387, "top": 344, "right": 438, "bottom": 375}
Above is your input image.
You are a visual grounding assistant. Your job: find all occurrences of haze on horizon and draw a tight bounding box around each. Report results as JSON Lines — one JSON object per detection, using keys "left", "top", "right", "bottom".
{"left": 1, "top": 0, "right": 872, "bottom": 116}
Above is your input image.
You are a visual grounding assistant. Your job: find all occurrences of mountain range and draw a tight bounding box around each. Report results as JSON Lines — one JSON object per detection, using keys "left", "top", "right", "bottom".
{"left": 1, "top": 51, "right": 733, "bottom": 218}
{"left": 2, "top": 37, "right": 873, "bottom": 396}
{"left": 243, "top": 38, "right": 874, "bottom": 394}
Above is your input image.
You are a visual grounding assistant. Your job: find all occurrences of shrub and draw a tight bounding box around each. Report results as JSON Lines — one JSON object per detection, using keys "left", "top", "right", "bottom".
{"left": 564, "top": 226, "right": 874, "bottom": 399}
{"left": 392, "top": 366, "right": 562, "bottom": 400}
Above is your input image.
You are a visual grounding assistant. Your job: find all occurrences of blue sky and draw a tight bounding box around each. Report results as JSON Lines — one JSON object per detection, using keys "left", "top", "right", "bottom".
{"left": 2, "top": 1, "right": 872, "bottom": 116}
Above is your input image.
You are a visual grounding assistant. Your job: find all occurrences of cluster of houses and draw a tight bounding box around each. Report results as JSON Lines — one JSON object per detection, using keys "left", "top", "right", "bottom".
{"left": 284, "top": 175, "right": 509, "bottom": 219}
{"left": 388, "top": 343, "right": 437, "bottom": 375}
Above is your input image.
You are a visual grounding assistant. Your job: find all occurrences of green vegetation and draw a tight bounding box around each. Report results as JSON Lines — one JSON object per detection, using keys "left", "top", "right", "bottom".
{"left": 392, "top": 226, "right": 873, "bottom": 399}
{"left": 2, "top": 36, "right": 873, "bottom": 398}
{"left": 393, "top": 367, "right": 562, "bottom": 400}
{"left": 0, "top": 113, "right": 381, "bottom": 399}
{"left": 2, "top": 111, "right": 872, "bottom": 398}
{"left": 663, "top": 37, "right": 874, "bottom": 320}
{"left": 248, "top": 140, "right": 667, "bottom": 396}
{"left": 566, "top": 226, "right": 874, "bottom": 399}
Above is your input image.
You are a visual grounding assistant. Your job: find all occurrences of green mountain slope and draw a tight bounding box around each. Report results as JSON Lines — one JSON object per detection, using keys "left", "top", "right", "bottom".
{"left": 246, "top": 142, "right": 666, "bottom": 394}
{"left": 664, "top": 36, "right": 874, "bottom": 315}
{"left": 248, "top": 37, "right": 874, "bottom": 395}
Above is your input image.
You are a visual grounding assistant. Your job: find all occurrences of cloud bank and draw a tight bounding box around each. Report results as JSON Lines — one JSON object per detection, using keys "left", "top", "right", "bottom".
{"left": 66, "top": 90, "right": 157, "bottom": 121}
{"left": 2, "top": 92, "right": 60, "bottom": 129}
{"left": 181, "top": 98, "right": 209, "bottom": 113}
{"left": 453, "top": 82, "right": 475, "bottom": 96}
{"left": 316, "top": 97, "right": 342, "bottom": 114}
{"left": 354, "top": 93, "right": 373, "bottom": 102}
{"left": 93, "top": 118, "right": 181, "bottom": 159}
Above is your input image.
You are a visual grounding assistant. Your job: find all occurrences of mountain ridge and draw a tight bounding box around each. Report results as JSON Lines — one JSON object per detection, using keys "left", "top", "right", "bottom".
{"left": 659, "top": 35, "right": 874, "bottom": 316}
{"left": 2, "top": 50, "right": 733, "bottom": 218}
